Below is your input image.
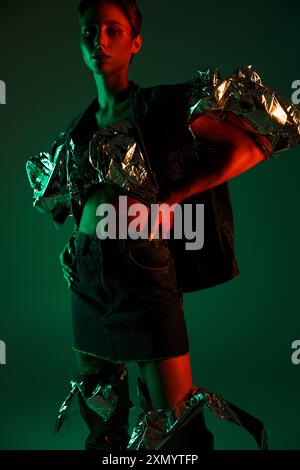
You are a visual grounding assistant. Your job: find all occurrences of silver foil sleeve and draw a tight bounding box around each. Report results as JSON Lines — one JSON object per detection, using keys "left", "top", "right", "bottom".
{"left": 187, "top": 65, "right": 300, "bottom": 156}
{"left": 25, "top": 132, "right": 71, "bottom": 217}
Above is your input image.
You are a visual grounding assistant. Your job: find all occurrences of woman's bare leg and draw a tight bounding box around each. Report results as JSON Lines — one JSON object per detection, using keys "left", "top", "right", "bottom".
{"left": 138, "top": 352, "right": 193, "bottom": 416}
{"left": 135, "top": 352, "right": 214, "bottom": 450}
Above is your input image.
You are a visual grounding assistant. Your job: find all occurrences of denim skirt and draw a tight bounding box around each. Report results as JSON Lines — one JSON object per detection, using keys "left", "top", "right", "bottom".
{"left": 70, "top": 231, "right": 189, "bottom": 363}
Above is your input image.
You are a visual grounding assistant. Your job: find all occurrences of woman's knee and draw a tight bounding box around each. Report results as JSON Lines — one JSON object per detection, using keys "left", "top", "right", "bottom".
{"left": 74, "top": 350, "right": 116, "bottom": 375}
{"left": 138, "top": 353, "right": 193, "bottom": 386}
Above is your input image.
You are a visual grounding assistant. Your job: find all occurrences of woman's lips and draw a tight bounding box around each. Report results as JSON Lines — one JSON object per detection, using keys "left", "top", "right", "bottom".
{"left": 92, "top": 54, "right": 111, "bottom": 61}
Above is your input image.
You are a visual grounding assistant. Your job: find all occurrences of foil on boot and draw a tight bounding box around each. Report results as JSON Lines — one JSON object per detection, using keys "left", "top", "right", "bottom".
{"left": 128, "top": 378, "right": 268, "bottom": 450}
{"left": 127, "top": 385, "right": 207, "bottom": 450}
{"left": 54, "top": 364, "right": 128, "bottom": 432}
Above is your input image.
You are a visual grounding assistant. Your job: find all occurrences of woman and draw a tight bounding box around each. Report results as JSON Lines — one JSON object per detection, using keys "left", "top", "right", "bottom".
{"left": 26, "top": 0, "right": 299, "bottom": 451}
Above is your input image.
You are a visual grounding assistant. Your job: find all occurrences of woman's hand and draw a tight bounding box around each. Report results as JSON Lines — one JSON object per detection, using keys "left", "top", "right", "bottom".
{"left": 119, "top": 195, "right": 174, "bottom": 242}
{"left": 59, "top": 233, "right": 78, "bottom": 288}
{"left": 123, "top": 198, "right": 175, "bottom": 241}
{"left": 148, "top": 202, "right": 175, "bottom": 241}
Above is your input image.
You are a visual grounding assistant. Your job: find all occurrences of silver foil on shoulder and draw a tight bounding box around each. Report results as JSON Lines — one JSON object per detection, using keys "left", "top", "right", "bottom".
{"left": 187, "top": 65, "right": 300, "bottom": 156}
{"left": 26, "top": 132, "right": 72, "bottom": 215}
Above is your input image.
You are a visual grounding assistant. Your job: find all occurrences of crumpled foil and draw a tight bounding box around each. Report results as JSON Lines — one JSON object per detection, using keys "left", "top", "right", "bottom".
{"left": 127, "top": 379, "right": 268, "bottom": 450}
{"left": 26, "top": 119, "right": 159, "bottom": 221}
{"left": 54, "top": 365, "right": 127, "bottom": 432}
{"left": 87, "top": 119, "right": 158, "bottom": 204}
{"left": 127, "top": 385, "right": 208, "bottom": 450}
{"left": 202, "top": 388, "right": 268, "bottom": 450}
{"left": 187, "top": 65, "right": 300, "bottom": 156}
{"left": 26, "top": 66, "right": 299, "bottom": 224}
{"left": 26, "top": 132, "right": 71, "bottom": 208}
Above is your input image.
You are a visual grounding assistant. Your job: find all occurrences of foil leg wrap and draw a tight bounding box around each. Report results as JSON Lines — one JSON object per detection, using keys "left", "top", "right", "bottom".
{"left": 54, "top": 363, "right": 131, "bottom": 433}
{"left": 128, "top": 377, "right": 268, "bottom": 450}
{"left": 78, "top": 367, "right": 133, "bottom": 451}
{"left": 127, "top": 380, "right": 208, "bottom": 450}
{"left": 202, "top": 389, "right": 268, "bottom": 450}
{"left": 54, "top": 379, "right": 79, "bottom": 433}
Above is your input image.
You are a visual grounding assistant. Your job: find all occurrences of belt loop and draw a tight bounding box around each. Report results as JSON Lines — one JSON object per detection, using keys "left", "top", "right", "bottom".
{"left": 74, "top": 231, "right": 81, "bottom": 255}
{"left": 74, "top": 232, "right": 89, "bottom": 257}
{"left": 119, "top": 238, "right": 127, "bottom": 255}
{"left": 82, "top": 234, "right": 90, "bottom": 256}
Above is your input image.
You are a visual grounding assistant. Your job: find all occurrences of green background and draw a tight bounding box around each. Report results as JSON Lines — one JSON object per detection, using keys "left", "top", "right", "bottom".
{"left": 0, "top": 0, "right": 299, "bottom": 450}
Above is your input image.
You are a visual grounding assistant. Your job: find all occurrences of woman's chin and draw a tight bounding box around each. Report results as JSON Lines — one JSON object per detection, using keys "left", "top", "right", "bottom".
{"left": 91, "top": 63, "right": 115, "bottom": 76}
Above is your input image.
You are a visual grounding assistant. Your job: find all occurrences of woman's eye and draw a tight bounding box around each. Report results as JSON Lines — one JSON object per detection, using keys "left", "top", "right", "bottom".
{"left": 107, "top": 29, "right": 121, "bottom": 36}
{"left": 81, "top": 26, "right": 97, "bottom": 38}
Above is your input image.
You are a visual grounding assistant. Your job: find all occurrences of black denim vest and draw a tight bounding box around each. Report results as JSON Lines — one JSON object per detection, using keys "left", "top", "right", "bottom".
{"left": 64, "top": 81, "right": 239, "bottom": 292}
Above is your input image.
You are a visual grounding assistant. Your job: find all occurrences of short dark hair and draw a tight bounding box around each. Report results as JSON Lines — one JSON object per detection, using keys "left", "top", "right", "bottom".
{"left": 78, "top": 0, "right": 142, "bottom": 38}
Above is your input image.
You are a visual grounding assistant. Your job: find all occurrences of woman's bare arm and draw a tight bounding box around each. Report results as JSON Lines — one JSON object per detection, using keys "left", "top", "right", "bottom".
{"left": 162, "top": 111, "right": 268, "bottom": 206}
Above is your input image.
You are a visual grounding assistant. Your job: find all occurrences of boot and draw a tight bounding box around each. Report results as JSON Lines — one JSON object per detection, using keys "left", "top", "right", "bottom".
{"left": 128, "top": 377, "right": 213, "bottom": 450}
{"left": 127, "top": 377, "right": 268, "bottom": 451}
{"left": 160, "top": 408, "right": 214, "bottom": 451}
{"left": 55, "top": 362, "right": 133, "bottom": 451}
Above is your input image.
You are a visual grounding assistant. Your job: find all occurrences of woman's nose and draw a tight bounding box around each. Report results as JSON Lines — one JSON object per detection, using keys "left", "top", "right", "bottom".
{"left": 95, "top": 30, "right": 107, "bottom": 50}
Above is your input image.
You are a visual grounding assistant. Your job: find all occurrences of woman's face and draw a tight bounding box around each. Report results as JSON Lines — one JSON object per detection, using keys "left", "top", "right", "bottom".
{"left": 79, "top": 2, "right": 141, "bottom": 77}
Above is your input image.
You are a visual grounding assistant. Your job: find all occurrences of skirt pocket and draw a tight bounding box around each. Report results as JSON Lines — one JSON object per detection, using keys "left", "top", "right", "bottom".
{"left": 121, "top": 240, "right": 181, "bottom": 297}
{"left": 128, "top": 241, "right": 170, "bottom": 272}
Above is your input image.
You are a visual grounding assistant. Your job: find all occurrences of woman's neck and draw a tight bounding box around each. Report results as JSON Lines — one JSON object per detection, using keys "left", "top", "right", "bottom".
{"left": 94, "top": 74, "right": 134, "bottom": 128}
{"left": 95, "top": 95, "right": 133, "bottom": 128}
{"left": 94, "top": 72, "right": 132, "bottom": 111}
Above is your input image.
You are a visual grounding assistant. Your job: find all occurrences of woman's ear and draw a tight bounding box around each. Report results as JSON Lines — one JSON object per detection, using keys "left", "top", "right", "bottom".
{"left": 131, "top": 34, "right": 143, "bottom": 56}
